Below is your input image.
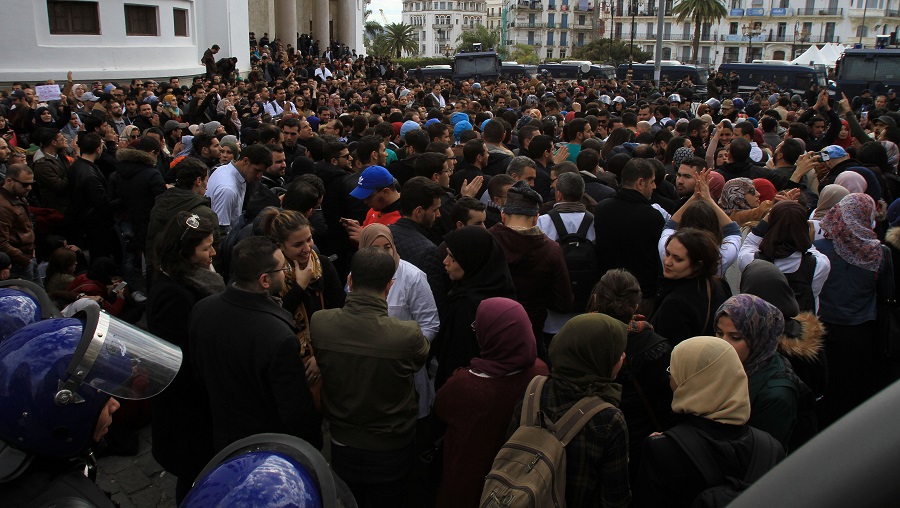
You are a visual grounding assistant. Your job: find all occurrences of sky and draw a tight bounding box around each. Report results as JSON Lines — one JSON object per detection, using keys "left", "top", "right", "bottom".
{"left": 369, "top": 0, "right": 403, "bottom": 25}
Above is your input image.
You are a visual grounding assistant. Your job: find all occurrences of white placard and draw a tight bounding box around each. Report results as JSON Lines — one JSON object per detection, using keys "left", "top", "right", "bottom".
{"left": 36, "top": 84, "right": 62, "bottom": 102}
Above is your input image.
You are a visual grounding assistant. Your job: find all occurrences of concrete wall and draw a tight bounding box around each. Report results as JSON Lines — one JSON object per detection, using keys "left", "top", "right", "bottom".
{"left": 1, "top": 0, "right": 250, "bottom": 82}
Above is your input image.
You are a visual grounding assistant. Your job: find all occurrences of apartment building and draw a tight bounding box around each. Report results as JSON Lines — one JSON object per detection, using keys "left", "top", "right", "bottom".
{"left": 403, "top": 0, "right": 489, "bottom": 57}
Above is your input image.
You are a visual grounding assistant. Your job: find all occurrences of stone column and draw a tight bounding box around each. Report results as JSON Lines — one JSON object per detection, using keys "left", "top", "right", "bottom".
{"left": 337, "top": 0, "right": 356, "bottom": 49}
{"left": 314, "top": 0, "right": 331, "bottom": 51}
{"left": 275, "top": 0, "right": 298, "bottom": 47}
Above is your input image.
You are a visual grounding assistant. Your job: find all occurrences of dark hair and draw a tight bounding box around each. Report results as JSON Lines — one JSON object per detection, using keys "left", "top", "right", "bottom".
{"left": 232, "top": 236, "right": 281, "bottom": 285}
{"left": 602, "top": 128, "right": 632, "bottom": 159}
{"left": 621, "top": 112, "right": 637, "bottom": 128}
{"left": 282, "top": 181, "right": 321, "bottom": 214}
{"left": 414, "top": 152, "right": 446, "bottom": 179}
{"left": 518, "top": 125, "right": 540, "bottom": 146}
{"left": 679, "top": 156, "right": 707, "bottom": 173}
{"left": 192, "top": 133, "right": 216, "bottom": 155}
{"left": 856, "top": 140, "right": 889, "bottom": 170}
{"left": 357, "top": 134, "right": 383, "bottom": 165}
{"left": 156, "top": 211, "right": 216, "bottom": 282}
{"left": 405, "top": 129, "right": 430, "bottom": 154}
{"left": 241, "top": 143, "right": 274, "bottom": 166}
{"left": 665, "top": 228, "right": 720, "bottom": 280}
{"left": 605, "top": 153, "right": 631, "bottom": 180}
{"left": 325, "top": 141, "right": 348, "bottom": 162}
{"left": 174, "top": 157, "right": 208, "bottom": 189}
{"left": 400, "top": 176, "right": 444, "bottom": 216}
{"left": 488, "top": 173, "right": 516, "bottom": 200}
{"left": 778, "top": 138, "right": 804, "bottom": 165}
{"left": 451, "top": 196, "right": 486, "bottom": 225}
{"left": 620, "top": 157, "right": 655, "bottom": 186}
{"left": 586, "top": 268, "right": 642, "bottom": 321}
{"left": 576, "top": 148, "right": 600, "bottom": 174}
{"left": 681, "top": 201, "right": 724, "bottom": 244}
{"left": 86, "top": 257, "right": 119, "bottom": 286}
{"left": 350, "top": 247, "right": 396, "bottom": 293}
{"left": 787, "top": 123, "right": 809, "bottom": 143}
{"left": 38, "top": 128, "right": 60, "bottom": 148}
{"left": 45, "top": 247, "right": 77, "bottom": 283}
{"left": 259, "top": 125, "right": 281, "bottom": 144}
{"left": 761, "top": 116, "right": 778, "bottom": 133}
{"left": 482, "top": 119, "right": 505, "bottom": 143}
{"left": 134, "top": 136, "right": 161, "bottom": 153}
{"left": 77, "top": 132, "right": 103, "bottom": 154}
{"left": 463, "top": 138, "right": 486, "bottom": 164}
{"left": 528, "top": 135, "right": 553, "bottom": 160}
{"left": 664, "top": 137, "right": 689, "bottom": 164}
{"left": 567, "top": 118, "right": 589, "bottom": 140}
{"left": 426, "top": 141, "right": 451, "bottom": 154}
{"left": 728, "top": 137, "right": 752, "bottom": 163}
{"left": 426, "top": 121, "right": 449, "bottom": 142}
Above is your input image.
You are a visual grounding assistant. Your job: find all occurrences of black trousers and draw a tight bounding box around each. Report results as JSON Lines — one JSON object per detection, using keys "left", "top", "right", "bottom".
{"left": 330, "top": 441, "right": 415, "bottom": 508}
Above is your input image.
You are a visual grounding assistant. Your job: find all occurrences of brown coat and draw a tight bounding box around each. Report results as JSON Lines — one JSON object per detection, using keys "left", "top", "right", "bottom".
{"left": 0, "top": 186, "right": 35, "bottom": 267}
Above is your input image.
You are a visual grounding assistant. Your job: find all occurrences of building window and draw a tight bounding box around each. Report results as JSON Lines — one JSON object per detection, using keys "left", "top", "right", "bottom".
{"left": 547, "top": 48, "right": 553, "bottom": 59}
{"left": 173, "top": 8, "right": 188, "bottom": 37}
{"left": 125, "top": 4, "right": 158, "bottom": 36}
{"left": 47, "top": 1, "right": 100, "bottom": 35}
{"left": 773, "top": 50, "right": 785, "bottom": 60}
{"left": 560, "top": 49, "right": 566, "bottom": 58}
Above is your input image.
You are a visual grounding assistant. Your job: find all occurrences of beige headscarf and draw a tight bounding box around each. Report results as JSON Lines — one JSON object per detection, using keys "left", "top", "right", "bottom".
{"left": 670, "top": 336, "right": 751, "bottom": 425}
{"left": 358, "top": 223, "right": 400, "bottom": 269}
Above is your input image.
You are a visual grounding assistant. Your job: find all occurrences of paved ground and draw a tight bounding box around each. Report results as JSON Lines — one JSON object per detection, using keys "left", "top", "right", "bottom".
{"left": 96, "top": 425, "right": 178, "bottom": 508}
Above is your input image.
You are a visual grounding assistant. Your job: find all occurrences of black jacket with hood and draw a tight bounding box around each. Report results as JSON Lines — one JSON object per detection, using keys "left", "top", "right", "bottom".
{"left": 109, "top": 147, "right": 167, "bottom": 248}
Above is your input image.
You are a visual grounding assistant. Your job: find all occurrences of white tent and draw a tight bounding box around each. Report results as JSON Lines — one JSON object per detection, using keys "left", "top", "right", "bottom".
{"left": 792, "top": 45, "right": 833, "bottom": 67}
{"left": 819, "top": 43, "right": 839, "bottom": 63}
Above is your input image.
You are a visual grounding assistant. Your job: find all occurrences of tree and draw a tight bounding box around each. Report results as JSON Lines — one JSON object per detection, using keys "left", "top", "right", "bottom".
{"left": 572, "top": 39, "right": 652, "bottom": 66}
{"left": 509, "top": 43, "right": 540, "bottom": 64}
{"left": 673, "top": 0, "right": 727, "bottom": 64}
{"left": 455, "top": 24, "right": 500, "bottom": 53}
{"left": 376, "top": 23, "right": 420, "bottom": 58}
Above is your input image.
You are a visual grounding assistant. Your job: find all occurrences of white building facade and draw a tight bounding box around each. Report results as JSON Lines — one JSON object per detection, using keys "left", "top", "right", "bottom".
{"left": 503, "top": 0, "right": 900, "bottom": 67}
{"left": 248, "top": 0, "right": 364, "bottom": 56}
{"left": 402, "top": 0, "right": 488, "bottom": 57}
{"left": 3, "top": 0, "right": 250, "bottom": 82}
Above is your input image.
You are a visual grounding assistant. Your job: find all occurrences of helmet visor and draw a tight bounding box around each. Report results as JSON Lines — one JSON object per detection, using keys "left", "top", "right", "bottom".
{"left": 81, "top": 312, "right": 182, "bottom": 400}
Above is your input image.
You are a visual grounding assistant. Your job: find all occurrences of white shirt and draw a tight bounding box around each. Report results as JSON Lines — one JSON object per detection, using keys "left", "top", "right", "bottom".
{"left": 659, "top": 221, "right": 743, "bottom": 277}
{"left": 314, "top": 67, "right": 333, "bottom": 81}
{"left": 205, "top": 162, "right": 245, "bottom": 231}
{"left": 431, "top": 92, "right": 446, "bottom": 108}
{"left": 738, "top": 231, "right": 832, "bottom": 311}
{"left": 537, "top": 207, "right": 595, "bottom": 334}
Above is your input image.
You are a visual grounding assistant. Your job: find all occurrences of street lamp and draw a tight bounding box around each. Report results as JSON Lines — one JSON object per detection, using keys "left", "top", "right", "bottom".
{"left": 743, "top": 23, "right": 761, "bottom": 63}
{"left": 629, "top": 0, "right": 642, "bottom": 75}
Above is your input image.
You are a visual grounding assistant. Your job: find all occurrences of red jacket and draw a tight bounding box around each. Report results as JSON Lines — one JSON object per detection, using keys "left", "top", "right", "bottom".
{"left": 67, "top": 274, "right": 125, "bottom": 316}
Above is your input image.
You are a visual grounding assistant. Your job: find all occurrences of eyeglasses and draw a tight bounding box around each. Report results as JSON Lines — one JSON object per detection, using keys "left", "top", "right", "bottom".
{"left": 180, "top": 213, "right": 200, "bottom": 240}
{"left": 262, "top": 265, "right": 290, "bottom": 276}
{"left": 338, "top": 154, "right": 353, "bottom": 159}
{"left": 10, "top": 178, "right": 33, "bottom": 188}
{"left": 130, "top": 134, "right": 140, "bottom": 139}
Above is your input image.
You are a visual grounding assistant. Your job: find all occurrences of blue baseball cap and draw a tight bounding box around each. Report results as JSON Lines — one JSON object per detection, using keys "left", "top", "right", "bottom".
{"left": 822, "top": 145, "right": 848, "bottom": 160}
{"left": 350, "top": 166, "right": 395, "bottom": 200}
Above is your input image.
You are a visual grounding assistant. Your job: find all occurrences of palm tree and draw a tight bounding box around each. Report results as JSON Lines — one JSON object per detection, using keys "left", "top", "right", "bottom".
{"left": 455, "top": 24, "right": 500, "bottom": 53}
{"left": 378, "top": 22, "right": 420, "bottom": 58}
{"left": 673, "top": 0, "right": 727, "bottom": 64}
{"left": 510, "top": 43, "right": 540, "bottom": 64}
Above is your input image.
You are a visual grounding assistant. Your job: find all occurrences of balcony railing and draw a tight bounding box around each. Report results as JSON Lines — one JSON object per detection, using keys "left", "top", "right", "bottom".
{"left": 626, "top": 32, "right": 714, "bottom": 41}
{"left": 508, "top": 21, "right": 546, "bottom": 28}
{"left": 512, "top": 1, "right": 542, "bottom": 11}
{"left": 795, "top": 7, "right": 843, "bottom": 15}
{"left": 572, "top": 23, "right": 593, "bottom": 30}
{"left": 718, "top": 33, "right": 840, "bottom": 43}
{"left": 887, "top": 8, "right": 900, "bottom": 17}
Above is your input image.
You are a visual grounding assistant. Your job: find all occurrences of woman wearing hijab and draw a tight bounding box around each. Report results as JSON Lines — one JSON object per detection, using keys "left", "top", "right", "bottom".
{"left": 636, "top": 336, "right": 784, "bottom": 508}
{"left": 738, "top": 201, "right": 831, "bottom": 312}
{"left": 434, "top": 298, "right": 548, "bottom": 508}
{"left": 588, "top": 269, "right": 673, "bottom": 482}
{"left": 358, "top": 224, "right": 439, "bottom": 421}
{"left": 835, "top": 170, "right": 868, "bottom": 194}
{"left": 815, "top": 193, "right": 894, "bottom": 426}
{"left": 435, "top": 226, "right": 516, "bottom": 389}
{"left": 752, "top": 178, "right": 776, "bottom": 203}
{"left": 810, "top": 184, "right": 850, "bottom": 240}
{"left": 834, "top": 119, "right": 853, "bottom": 149}
{"left": 718, "top": 177, "right": 773, "bottom": 228}
{"left": 33, "top": 105, "right": 70, "bottom": 131}
{"left": 714, "top": 295, "right": 801, "bottom": 449}
{"left": 510, "top": 313, "right": 631, "bottom": 507}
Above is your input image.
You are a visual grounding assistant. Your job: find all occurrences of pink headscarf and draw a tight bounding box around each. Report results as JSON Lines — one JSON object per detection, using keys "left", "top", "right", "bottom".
{"left": 835, "top": 171, "right": 868, "bottom": 194}
{"left": 708, "top": 171, "right": 726, "bottom": 202}
{"left": 821, "top": 193, "right": 882, "bottom": 272}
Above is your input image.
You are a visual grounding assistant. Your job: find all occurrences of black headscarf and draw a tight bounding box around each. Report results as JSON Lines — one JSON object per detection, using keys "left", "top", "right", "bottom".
{"left": 740, "top": 259, "right": 802, "bottom": 338}
{"left": 759, "top": 201, "right": 812, "bottom": 260}
{"left": 444, "top": 226, "right": 515, "bottom": 301}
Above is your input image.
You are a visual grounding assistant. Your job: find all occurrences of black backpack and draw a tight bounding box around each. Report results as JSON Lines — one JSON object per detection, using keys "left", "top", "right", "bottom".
{"left": 548, "top": 210, "right": 599, "bottom": 313}
{"left": 665, "top": 424, "right": 783, "bottom": 508}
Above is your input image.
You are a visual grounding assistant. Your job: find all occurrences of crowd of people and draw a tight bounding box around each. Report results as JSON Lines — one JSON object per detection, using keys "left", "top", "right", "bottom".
{"left": 1, "top": 33, "right": 900, "bottom": 507}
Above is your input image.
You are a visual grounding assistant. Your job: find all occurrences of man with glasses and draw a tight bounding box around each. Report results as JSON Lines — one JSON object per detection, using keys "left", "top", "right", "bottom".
{"left": 191, "top": 235, "right": 322, "bottom": 454}
{"left": 0, "top": 164, "right": 38, "bottom": 282}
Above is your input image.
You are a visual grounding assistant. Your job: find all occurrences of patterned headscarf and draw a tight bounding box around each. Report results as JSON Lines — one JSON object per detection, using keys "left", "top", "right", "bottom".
{"left": 715, "top": 294, "right": 785, "bottom": 376}
{"left": 718, "top": 177, "right": 756, "bottom": 215}
{"left": 670, "top": 336, "right": 750, "bottom": 425}
{"left": 672, "top": 146, "right": 695, "bottom": 171}
{"left": 821, "top": 193, "right": 883, "bottom": 272}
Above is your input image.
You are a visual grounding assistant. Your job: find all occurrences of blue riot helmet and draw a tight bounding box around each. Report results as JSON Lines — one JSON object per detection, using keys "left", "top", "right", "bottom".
{"left": 0, "top": 304, "right": 182, "bottom": 461}
{"left": 0, "top": 279, "right": 62, "bottom": 341}
{"left": 732, "top": 97, "right": 745, "bottom": 110}
{"left": 182, "top": 433, "right": 357, "bottom": 508}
